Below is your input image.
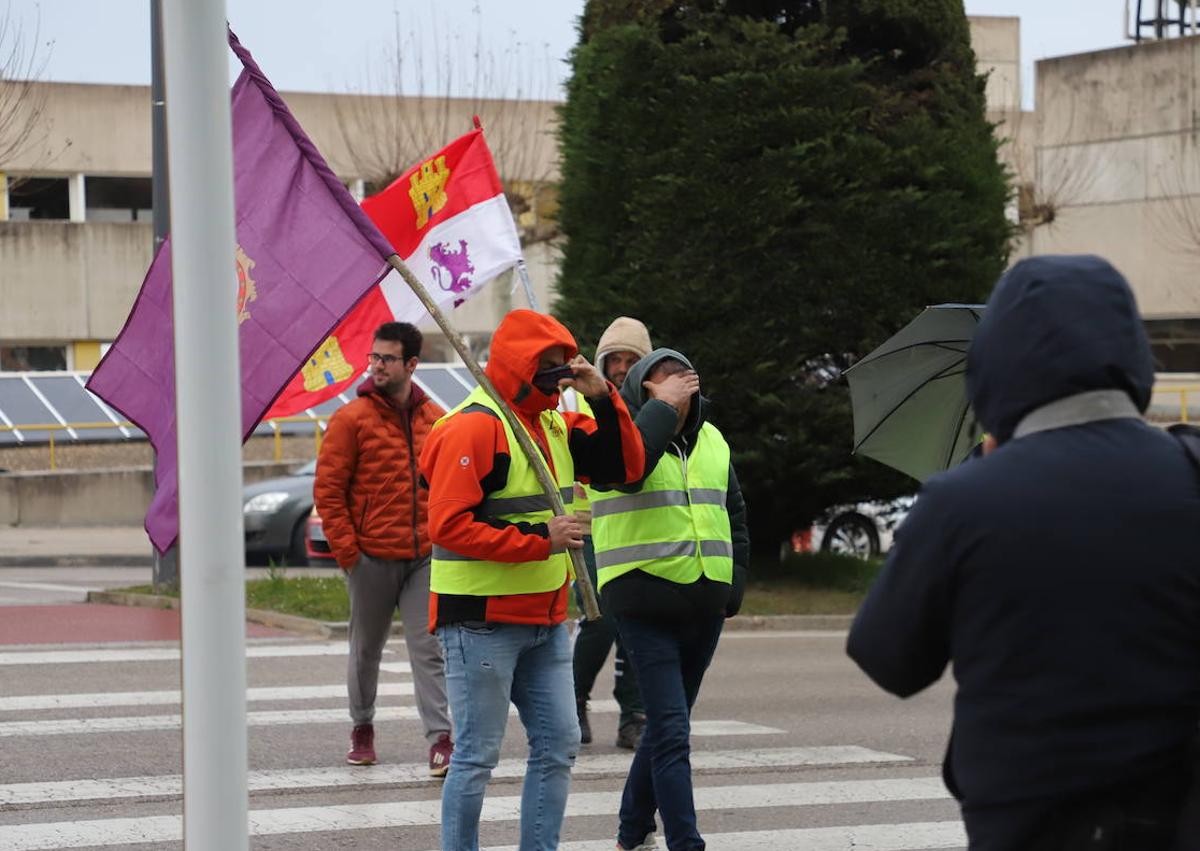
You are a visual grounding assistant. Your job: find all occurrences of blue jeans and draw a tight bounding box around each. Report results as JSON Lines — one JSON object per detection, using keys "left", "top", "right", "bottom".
{"left": 437, "top": 622, "right": 581, "bottom": 851}
{"left": 614, "top": 615, "right": 724, "bottom": 851}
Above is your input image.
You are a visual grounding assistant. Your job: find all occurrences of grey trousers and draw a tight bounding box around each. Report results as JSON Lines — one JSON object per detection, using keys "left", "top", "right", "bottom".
{"left": 346, "top": 554, "right": 451, "bottom": 744}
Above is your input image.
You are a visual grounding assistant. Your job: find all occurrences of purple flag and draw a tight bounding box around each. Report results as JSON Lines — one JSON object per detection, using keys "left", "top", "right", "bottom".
{"left": 86, "top": 31, "right": 396, "bottom": 553}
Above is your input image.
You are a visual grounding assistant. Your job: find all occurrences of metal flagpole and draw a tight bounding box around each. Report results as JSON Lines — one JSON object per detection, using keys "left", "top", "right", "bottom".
{"left": 160, "top": 1, "right": 249, "bottom": 848}
{"left": 516, "top": 259, "right": 540, "bottom": 311}
{"left": 385, "top": 254, "right": 602, "bottom": 620}
{"left": 149, "top": 0, "right": 178, "bottom": 591}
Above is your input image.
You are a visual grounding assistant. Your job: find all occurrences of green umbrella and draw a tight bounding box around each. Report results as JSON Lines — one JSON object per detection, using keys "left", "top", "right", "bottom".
{"left": 845, "top": 304, "right": 985, "bottom": 482}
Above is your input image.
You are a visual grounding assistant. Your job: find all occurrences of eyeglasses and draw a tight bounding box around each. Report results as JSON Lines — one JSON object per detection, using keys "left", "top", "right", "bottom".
{"left": 368, "top": 352, "right": 404, "bottom": 366}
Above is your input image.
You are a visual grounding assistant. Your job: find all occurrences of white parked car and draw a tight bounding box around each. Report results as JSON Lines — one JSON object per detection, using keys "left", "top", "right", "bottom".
{"left": 784, "top": 496, "right": 916, "bottom": 560}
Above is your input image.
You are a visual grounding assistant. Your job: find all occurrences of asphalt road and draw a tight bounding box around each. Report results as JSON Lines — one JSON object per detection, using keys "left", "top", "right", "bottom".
{"left": 0, "top": 569, "right": 964, "bottom": 851}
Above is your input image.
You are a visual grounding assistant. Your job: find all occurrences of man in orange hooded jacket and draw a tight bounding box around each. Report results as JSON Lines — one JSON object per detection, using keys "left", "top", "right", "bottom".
{"left": 420, "top": 309, "right": 646, "bottom": 851}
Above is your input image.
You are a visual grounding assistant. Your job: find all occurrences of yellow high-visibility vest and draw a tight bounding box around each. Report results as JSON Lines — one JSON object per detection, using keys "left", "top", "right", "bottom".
{"left": 591, "top": 422, "right": 733, "bottom": 590}
{"left": 430, "top": 386, "right": 576, "bottom": 596}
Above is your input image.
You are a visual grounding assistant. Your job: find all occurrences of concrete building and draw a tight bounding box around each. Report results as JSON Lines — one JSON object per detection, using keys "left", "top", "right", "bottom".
{"left": 0, "top": 81, "right": 560, "bottom": 370}
{"left": 1025, "top": 35, "right": 1200, "bottom": 371}
{"left": 5, "top": 15, "right": 1198, "bottom": 378}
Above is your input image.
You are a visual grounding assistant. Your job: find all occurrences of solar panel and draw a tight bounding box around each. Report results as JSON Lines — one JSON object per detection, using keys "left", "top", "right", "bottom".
{"left": 0, "top": 367, "right": 480, "bottom": 445}
{"left": 30, "top": 375, "right": 125, "bottom": 441}
{"left": 0, "top": 376, "right": 59, "bottom": 443}
{"left": 416, "top": 366, "right": 472, "bottom": 410}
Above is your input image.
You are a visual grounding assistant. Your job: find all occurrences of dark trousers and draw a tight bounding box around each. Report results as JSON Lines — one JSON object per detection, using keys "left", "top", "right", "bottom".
{"left": 573, "top": 538, "right": 643, "bottom": 723}
{"left": 613, "top": 613, "right": 724, "bottom": 851}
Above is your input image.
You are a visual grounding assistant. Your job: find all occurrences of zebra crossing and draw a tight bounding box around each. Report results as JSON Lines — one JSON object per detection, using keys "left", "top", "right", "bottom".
{"left": 0, "top": 636, "right": 966, "bottom": 850}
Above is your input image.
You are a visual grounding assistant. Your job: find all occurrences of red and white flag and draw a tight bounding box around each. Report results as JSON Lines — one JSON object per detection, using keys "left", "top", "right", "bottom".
{"left": 266, "top": 123, "right": 521, "bottom": 418}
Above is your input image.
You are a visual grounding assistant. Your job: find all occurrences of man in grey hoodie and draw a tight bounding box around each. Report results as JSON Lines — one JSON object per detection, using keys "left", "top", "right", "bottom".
{"left": 591, "top": 349, "right": 749, "bottom": 851}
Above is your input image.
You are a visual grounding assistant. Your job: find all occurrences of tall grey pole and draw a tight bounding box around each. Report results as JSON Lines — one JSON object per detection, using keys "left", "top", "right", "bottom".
{"left": 161, "top": 0, "right": 249, "bottom": 846}
{"left": 150, "top": 0, "right": 179, "bottom": 590}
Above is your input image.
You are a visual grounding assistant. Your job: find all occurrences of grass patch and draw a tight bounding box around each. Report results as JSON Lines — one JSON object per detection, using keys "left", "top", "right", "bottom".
{"left": 736, "top": 551, "right": 883, "bottom": 615}
{"left": 117, "top": 569, "right": 351, "bottom": 622}
{"left": 244, "top": 574, "right": 349, "bottom": 621}
{"left": 740, "top": 585, "right": 866, "bottom": 615}
{"left": 115, "top": 552, "right": 882, "bottom": 620}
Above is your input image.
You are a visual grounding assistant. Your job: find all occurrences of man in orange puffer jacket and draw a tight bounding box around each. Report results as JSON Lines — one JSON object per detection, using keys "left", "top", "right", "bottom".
{"left": 314, "top": 321, "right": 452, "bottom": 775}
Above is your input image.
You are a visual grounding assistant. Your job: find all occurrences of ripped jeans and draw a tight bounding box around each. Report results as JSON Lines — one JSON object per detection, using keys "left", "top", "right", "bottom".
{"left": 437, "top": 622, "right": 581, "bottom": 851}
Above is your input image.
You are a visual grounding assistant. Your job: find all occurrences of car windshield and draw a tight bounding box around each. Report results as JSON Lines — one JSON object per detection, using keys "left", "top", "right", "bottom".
{"left": 294, "top": 460, "right": 316, "bottom": 476}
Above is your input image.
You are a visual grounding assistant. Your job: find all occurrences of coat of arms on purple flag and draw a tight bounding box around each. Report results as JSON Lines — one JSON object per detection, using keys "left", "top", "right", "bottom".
{"left": 86, "top": 30, "right": 397, "bottom": 554}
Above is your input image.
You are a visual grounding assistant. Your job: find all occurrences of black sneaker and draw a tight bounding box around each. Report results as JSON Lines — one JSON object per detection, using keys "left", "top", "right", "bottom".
{"left": 615, "top": 713, "right": 645, "bottom": 750}
{"left": 577, "top": 699, "right": 593, "bottom": 745}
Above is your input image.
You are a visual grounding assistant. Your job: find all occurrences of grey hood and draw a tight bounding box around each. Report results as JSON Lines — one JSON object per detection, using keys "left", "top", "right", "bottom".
{"left": 619, "top": 347, "right": 705, "bottom": 439}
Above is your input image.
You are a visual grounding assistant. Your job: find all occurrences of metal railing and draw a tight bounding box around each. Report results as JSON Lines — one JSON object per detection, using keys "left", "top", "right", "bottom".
{"left": 0, "top": 415, "right": 332, "bottom": 470}
{"left": 1156, "top": 384, "right": 1200, "bottom": 425}
{"left": 7, "top": 384, "right": 1200, "bottom": 472}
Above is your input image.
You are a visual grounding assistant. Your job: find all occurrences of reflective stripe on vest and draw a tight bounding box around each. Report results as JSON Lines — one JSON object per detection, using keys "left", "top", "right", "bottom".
{"left": 430, "top": 386, "right": 576, "bottom": 596}
{"left": 591, "top": 421, "right": 733, "bottom": 590}
{"left": 590, "top": 487, "right": 725, "bottom": 517}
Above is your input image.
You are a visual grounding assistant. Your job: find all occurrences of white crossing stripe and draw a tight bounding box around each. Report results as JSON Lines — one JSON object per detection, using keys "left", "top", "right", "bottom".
{"left": 0, "top": 580, "right": 101, "bottom": 595}
{"left": 0, "top": 644, "right": 391, "bottom": 666}
{"left": 0, "top": 683, "right": 414, "bottom": 712}
{"left": 475, "top": 822, "right": 966, "bottom": 850}
{"left": 689, "top": 720, "right": 782, "bottom": 736}
{"left": 0, "top": 746, "right": 909, "bottom": 806}
{"left": 0, "top": 778, "right": 953, "bottom": 849}
{"left": 0, "top": 700, "right": 624, "bottom": 738}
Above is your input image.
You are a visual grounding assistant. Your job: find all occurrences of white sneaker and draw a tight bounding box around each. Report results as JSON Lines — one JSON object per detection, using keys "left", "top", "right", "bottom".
{"left": 617, "top": 833, "right": 657, "bottom": 850}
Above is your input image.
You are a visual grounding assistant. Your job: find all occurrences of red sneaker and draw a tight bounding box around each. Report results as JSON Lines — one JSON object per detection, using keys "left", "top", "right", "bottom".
{"left": 429, "top": 732, "right": 453, "bottom": 777}
{"left": 347, "top": 723, "right": 376, "bottom": 765}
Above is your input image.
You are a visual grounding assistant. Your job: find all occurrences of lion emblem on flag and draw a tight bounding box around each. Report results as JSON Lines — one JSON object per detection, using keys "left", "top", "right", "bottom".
{"left": 430, "top": 240, "right": 475, "bottom": 296}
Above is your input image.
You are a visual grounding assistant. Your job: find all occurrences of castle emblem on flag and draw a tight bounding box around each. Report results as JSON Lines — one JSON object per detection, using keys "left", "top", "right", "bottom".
{"left": 430, "top": 239, "right": 475, "bottom": 295}
{"left": 409, "top": 155, "right": 451, "bottom": 229}
{"left": 302, "top": 334, "right": 355, "bottom": 392}
{"left": 235, "top": 245, "right": 257, "bottom": 325}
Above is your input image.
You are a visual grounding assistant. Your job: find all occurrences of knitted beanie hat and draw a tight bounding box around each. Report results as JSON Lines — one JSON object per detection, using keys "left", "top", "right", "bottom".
{"left": 595, "top": 316, "right": 652, "bottom": 365}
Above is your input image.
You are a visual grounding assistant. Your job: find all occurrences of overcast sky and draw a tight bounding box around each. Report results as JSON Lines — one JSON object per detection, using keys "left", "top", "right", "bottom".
{"left": 7, "top": 1, "right": 1145, "bottom": 108}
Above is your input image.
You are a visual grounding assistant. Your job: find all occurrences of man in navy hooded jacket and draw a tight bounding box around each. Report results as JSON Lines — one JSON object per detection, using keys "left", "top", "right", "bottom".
{"left": 848, "top": 255, "right": 1200, "bottom": 850}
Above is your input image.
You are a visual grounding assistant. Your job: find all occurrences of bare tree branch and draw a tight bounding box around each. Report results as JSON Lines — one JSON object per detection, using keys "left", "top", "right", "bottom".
{"left": 0, "top": 3, "right": 51, "bottom": 171}
{"left": 333, "top": 7, "right": 560, "bottom": 244}
{"left": 998, "top": 102, "right": 1099, "bottom": 235}
{"left": 1149, "top": 132, "right": 1200, "bottom": 258}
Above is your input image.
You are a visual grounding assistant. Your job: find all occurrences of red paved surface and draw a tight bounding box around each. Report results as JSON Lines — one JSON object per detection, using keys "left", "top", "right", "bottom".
{"left": 0, "top": 605, "right": 293, "bottom": 645}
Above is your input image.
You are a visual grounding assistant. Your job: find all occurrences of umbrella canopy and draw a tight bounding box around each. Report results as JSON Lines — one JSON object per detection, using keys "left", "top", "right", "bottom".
{"left": 845, "top": 304, "right": 985, "bottom": 482}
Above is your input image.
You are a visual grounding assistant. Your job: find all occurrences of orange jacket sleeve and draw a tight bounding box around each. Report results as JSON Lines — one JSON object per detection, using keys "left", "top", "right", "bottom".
{"left": 313, "top": 408, "right": 361, "bottom": 569}
{"left": 420, "top": 411, "right": 554, "bottom": 564}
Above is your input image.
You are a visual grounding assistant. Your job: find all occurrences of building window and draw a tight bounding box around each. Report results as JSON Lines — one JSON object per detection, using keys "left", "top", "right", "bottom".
{"left": 85, "top": 176, "right": 154, "bottom": 223}
{"left": 7, "top": 177, "right": 70, "bottom": 221}
{"left": 1146, "top": 319, "right": 1200, "bottom": 373}
{"left": 0, "top": 345, "right": 69, "bottom": 372}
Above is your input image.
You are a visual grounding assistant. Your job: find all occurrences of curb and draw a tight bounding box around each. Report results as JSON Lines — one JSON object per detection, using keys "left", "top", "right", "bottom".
{"left": 723, "top": 614, "right": 854, "bottom": 631}
{"left": 87, "top": 590, "right": 851, "bottom": 636}
{"left": 0, "top": 554, "right": 154, "bottom": 567}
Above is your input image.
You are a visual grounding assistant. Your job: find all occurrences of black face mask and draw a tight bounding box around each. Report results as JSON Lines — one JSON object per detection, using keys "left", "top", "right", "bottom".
{"left": 531, "top": 364, "right": 574, "bottom": 395}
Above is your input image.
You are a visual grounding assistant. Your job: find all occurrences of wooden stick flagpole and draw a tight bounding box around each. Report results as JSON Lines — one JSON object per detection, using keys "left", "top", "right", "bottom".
{"left": 387, "top": 254, "right": 602, "bottom": 620}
